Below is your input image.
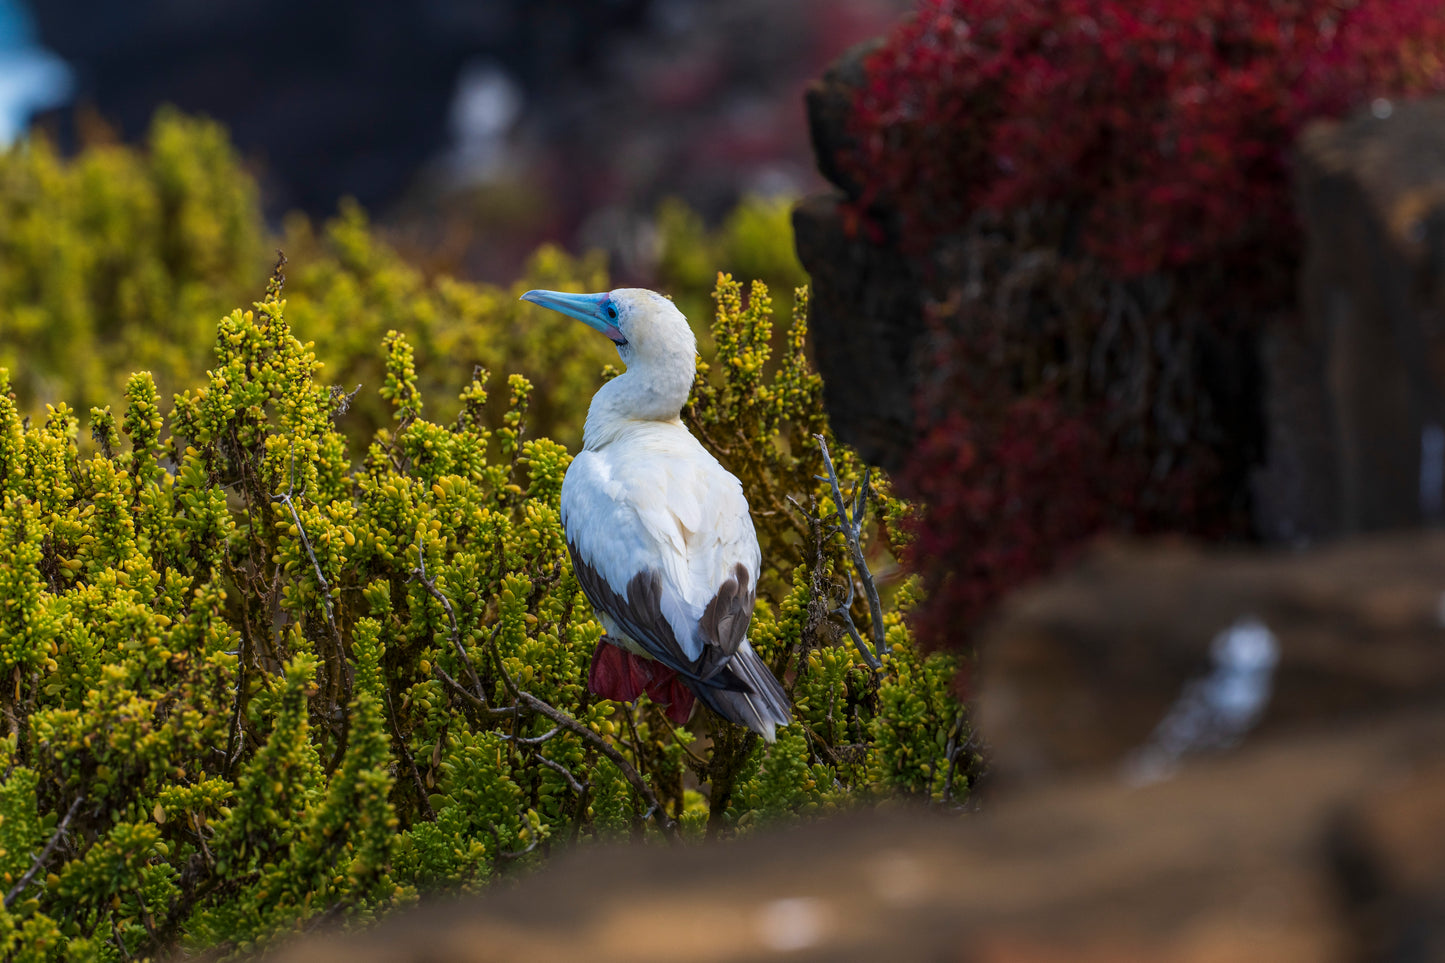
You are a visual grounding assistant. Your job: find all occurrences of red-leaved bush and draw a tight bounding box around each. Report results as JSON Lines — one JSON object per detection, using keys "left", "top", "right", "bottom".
{"left": 847, "top": 0, "right": 1445, "bottom": 656}
{"left": 903, "top": 399, "right": 1112, "bottom": 648}
{"left": 849, "top": 0, "right": 1445, "bottom": 275}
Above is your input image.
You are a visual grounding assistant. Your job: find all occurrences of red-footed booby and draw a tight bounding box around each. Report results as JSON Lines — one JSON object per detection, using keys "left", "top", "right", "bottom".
{"left": 520, "top": 287, "right": 791, "bottom": 741}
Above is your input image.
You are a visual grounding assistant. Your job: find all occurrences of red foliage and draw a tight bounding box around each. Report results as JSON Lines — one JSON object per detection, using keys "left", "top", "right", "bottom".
{"left": 899, "top": 295, "right": 1241, "bottom": 656}
{"left": 846, "top": 1, "right": 1445, "bottom": 656}
{"left": 902, "top": 399, "right": 1114, "bottom": 647}
{"left": 848, "top": 0, "right": 1445, "bottom": 275}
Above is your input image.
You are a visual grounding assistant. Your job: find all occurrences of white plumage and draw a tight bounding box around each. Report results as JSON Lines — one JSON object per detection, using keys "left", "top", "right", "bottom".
{"left": 562, "top": 427, "right": 759, "bottom": 661}
{"left": 521, "top": 287, "right": 791, "bottom": 741}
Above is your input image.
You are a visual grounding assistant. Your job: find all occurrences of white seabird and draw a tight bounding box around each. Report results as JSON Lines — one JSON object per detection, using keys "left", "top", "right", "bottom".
{"left": 520, "top": 287, "right": 792, "bottom": 741}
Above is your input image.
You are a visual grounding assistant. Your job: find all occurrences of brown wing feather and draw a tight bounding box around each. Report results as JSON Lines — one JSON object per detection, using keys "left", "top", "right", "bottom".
{"left": 698, "top": 563, "right": 753, "bottom": 658}
{"left": 569, "top": 545, "right": 755, "bottom": 685}
{"left": 569, "top": 543, "right": 688, "bottom": 669}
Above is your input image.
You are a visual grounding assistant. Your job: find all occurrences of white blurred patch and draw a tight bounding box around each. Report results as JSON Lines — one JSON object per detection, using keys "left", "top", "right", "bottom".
{"left": 1123, "top": 616, "right": 1280, "bottom": 787}
{"left": 0, "top": 0, "right": 71, "bottom": 144}
{"left": 756, "top": 897, "right": 828, "bottom": 952}
{"left": 444, "top": 59, "right": 522, "bottom": 183}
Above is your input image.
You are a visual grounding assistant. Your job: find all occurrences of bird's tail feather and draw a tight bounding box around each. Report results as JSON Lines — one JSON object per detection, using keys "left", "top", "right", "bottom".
{"left": 693, "top": 640, "right": 791, "bottom": 742}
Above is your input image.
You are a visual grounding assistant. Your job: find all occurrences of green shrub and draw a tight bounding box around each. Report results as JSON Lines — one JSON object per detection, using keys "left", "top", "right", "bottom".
{"left": 276, "top": 203, "right": 617, "bottom": 453}
{"left": 654, "top": 194, "right": 808, "bottom": 328}
{"left": 0, "top": 252, "right": 967, "bottom": 957}
{"left": 0, "top": 108, "right": 266, "bottom": 415}
{"left": 0, "top": 109, "right": 614, "bottom": 452}
{"left": 0, "top": 112, "right": 806, "bottom": 459}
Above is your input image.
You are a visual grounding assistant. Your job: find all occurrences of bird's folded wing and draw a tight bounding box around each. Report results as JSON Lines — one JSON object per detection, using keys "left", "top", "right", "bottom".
{"left": 561, "top": 445, "right": 759, "bottom": 676}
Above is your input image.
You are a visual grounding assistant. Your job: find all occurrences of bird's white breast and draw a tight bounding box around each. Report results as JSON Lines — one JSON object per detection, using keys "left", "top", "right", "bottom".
{"left": 561, "top": 420, "right": 760, "bottom": 662}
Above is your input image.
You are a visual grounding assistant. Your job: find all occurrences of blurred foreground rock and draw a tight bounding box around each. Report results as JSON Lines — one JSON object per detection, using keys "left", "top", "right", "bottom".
{"left": 261, "top": 533, "right": 1445, "bottom": 962}
{"left": 977, "top": 531, "right": 1445, "bottom": 786}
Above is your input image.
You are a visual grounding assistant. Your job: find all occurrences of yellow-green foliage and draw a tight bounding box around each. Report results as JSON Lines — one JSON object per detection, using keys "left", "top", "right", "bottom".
{"left": 0, "top": 110, "right": 611, "bottom": 449}
{"left": 0, "top": 108, "right": 266, "bottom": 414}
{"left": 654, "top": 195, "right": 807, "bottom": 329}
{"left": 278, "top": 204, "right": 618, "bottom": 450}
{"left": 0, "top": 111, "right": 803, "bottom": 456}
{"left": 0, "top": 268, "right": 967, "bottom": 958}
{"left": 0, "top": 110, "right": 968, "bottom": 959}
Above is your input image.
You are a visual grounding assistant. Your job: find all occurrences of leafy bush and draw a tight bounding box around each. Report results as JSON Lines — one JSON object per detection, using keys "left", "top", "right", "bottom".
{"left": 848, "top": 0, "right": 1445, "bottom": 276}
{"left": 654, "top": 194, "right": 809, "bottom": 326}
{"left": 0, "top": 112, "right": 803, "bottom": 455}
{"left": 0, "top": 260, "right": 966, "bottom": 958}
{"left": 278, "top": 203, "right": 618, "bottom": 451}
{"left": 0, "top": 108, "right": 266, "bottom": 415}
{"left": 836, "top": 0, "right": 1445, "bottom": 652}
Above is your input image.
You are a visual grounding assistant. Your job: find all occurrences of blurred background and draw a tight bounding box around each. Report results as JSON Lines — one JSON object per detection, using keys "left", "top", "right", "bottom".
{"left": 14, "top": 0, "right": 906, "bottom": 282}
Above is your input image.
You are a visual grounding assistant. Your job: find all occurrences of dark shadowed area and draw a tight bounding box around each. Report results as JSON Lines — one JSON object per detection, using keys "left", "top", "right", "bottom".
{"left": 29, "top": 0, "right": 907, "bottom": 280}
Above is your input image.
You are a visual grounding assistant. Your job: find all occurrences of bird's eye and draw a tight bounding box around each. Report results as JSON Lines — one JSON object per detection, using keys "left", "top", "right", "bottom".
{"left": 605, "top": 303, "right": 619, "bottom": 321}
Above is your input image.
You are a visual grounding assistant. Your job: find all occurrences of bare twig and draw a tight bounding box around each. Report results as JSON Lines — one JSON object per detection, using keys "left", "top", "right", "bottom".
{"left": 653, "top": 710, "right": 709, "bottom": 770}
{"left": 528, "top": 751, "right": 587, "bottom": 796}
{"left": 941, "top": 707, "right": 967, "bottom": 806}
{"left": 500, "top": 724, "right": 588, "bottom": 795}
{"left": 830, "top": 572, "right": 880, "bottom": 672}
{"left": 112, "top": 914, "right": 134, "bottom": 961}
{"left": 6, "top": 795, "right": 84, "bottom": 908}
{"left": 386, "top": 688, "right": 437, "bottom": 820}
{"left": 432, "top": 665, "right": 515, "bottom": 722}
{"left": 274, "top": 491, "right": 336, "bottom": 632}
{"left": 815, "top": 435, "right": 885, "bottom": 669}
{"left": 274, "top": 447, "right": 351, "bottom": 726}
{"left": 488, "top": 643, "right": 521, "bottom": 704}
{"left": 506, "top": 726, "right": 561, "bottom": 747}
{"left": 412, "top": 533, "right": 485, "bottom": 698}
{"left": 276, "top": 441, "right": 339, "bottom": 638}
{"left": 514, "top": 691, "right": 678, "bottom": 841}
{"left": 328, "top": 383, "right": 364, "bottom": 423}
{"left": 223, "top": 601, "right": 252, "bottom": 772}
{"left": 190, "top": 812, "right": 215, "bottom": 870}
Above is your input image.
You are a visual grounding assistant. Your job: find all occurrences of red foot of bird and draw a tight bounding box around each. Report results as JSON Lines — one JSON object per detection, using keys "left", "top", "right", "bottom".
{"left": 588, "top": 641, "right": 695, "bottom": 724}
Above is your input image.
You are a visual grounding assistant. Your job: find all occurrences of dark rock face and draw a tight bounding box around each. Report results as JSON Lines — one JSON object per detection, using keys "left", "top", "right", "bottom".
{"left": 792, "top": 194, "right": 920, "bottom": 471}
{"left": 793, "top": 42, "right": 924, "bottom": 471}
{"left": 30, "top": 0, "right": 652, "bottom": 215}
{"left": 1250, "top": 319, "right": 1341, "bottom": 544}
{"left": 1294, "top": 97, "right": 1445, "bottom": 535}
{"left": 801, "top": 38, "right": 878, "bottom": 201}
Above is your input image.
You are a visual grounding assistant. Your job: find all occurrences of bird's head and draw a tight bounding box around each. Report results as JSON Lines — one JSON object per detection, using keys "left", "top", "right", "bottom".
{"left": 519, "top": 287, "right": 696, "bottom": 372}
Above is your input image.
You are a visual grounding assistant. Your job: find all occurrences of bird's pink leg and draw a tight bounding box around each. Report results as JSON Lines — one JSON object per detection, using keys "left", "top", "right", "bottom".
{"left": 587, "top": 641, "right": 655, "bottom": 703}
{"left": 644, "top": 669, "right": 696, "bottom": 724}
{"left": 587, "top": 642, "right": 696, "bottom": 723}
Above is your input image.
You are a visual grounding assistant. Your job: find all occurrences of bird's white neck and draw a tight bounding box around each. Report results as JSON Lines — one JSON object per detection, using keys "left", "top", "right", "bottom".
{"left": 582, "top": 357, "right": 696, "bottom": 451}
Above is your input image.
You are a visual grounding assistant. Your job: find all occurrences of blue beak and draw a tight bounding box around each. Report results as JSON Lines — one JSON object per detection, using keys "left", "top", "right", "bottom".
{"left": 520, "top": 290, "right": 626, "bottom": 344}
